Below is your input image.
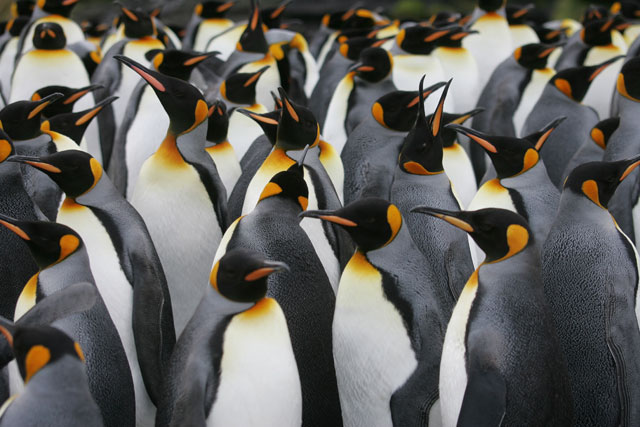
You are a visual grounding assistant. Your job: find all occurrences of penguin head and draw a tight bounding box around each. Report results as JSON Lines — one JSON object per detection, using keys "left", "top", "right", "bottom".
{"left": 258, "top": 160, "right": 309, "bottom": 211}
{"left": 506, "top": 4, "right": 534, "bottom": 25}
{"left": 261, "top": 0, "right": 292, "bottom": 29}
{"left": 0, "top": 93, "right": 64, "bottom": 140}
{"left": 236, "top": 0, "right": 268, "bottom": 53}
{"left": 36, "top": 0, "right": 79, "bottom": 17}
{"left": 300, "top": 197, "right": 403, "bottom": 253}
{"left": 582, "top": 5, "right": 609, "bottom": 24}
{"left": 564, "top": 156, "right": 640, "bottom": 209}
{"left": 550, "top": 56, "right": 624, "bottom": 102}
{"left": 513, "top": 43, "right": 557, "bottom": 70}
{"left": 398, "top": 77, "right": 450, "bottom": 176}
{"left": 430, "top": 108, "right": 484, "bottom": 148}
{"left": 31, "top": 85, "right": 102, "bottom": 119}
{"left": 276, "top": 87, "right": 319, "bottom": 150}
{"left": 210, "top": 248, "right": 289, "bottom": 303}
{"left": 371, "top": 81, "right": 447, "bottom": 131}
{"left": 590, "top": 117, "right": 620, "bottom": 150}
{"left": 0, "top": 324, "right": 85, "bottom": 383}
{"left": 448, "top": 117, "right": 565, "bottom": 178}
{"left": 0, "top": 215, "right": 82, "bottom": 269}
{"left": 336, "top": 8, "right": 381, "bottom": 32}
{"left": 237, "top": 108, "right": 280, "bottom": 145}
{"left": 320, "top": 10, "right": 346, "bottom": 30}
{"left": 433, "top": 25, "right": 478, "bottom": 48}
{"left": 338, "top": 36, "right": 387, "bottom": 61}
{"left": 41, "top": 97, "right": 118, "bottom": 145}
{"left": 429, "top": 12, "right": 462, "bottom": 27}
{"left": 10, "top": 150, "right": 103, "bottom": 199}
{"left": 118, "top": 5, "right": 156, "bottom": 39}
{"left": 32, "top": 22, "right": 66, "bottom": 50}
{"left": 616, "top": 57, "right": 640, "bottom": 102}
{"left": 195, "top": 1, "right": 234, "bottom": 18}
{"left": 580, "top": 17, "right": 616, "bottom": 46}
{"left": 348, "top": 47, "right": 393, "bottom": 83}
{"left": 5, "top": 16, "right": 30, "bottom": 37}
{"left": 219, "top": 66, "right": 270, "bottom": 105}
{"left": 478, "top": 0, "right": 506, "bottom": 13}
{"left": 206, "top": 100, "right": 229, "bottom": 144}
{"left": 534, "top": 26, "right": 569, "bottom": 44}
{"left": 0, "top": 130, "right": 15, "bottom": 164}
{"left": 145, "top": 49, "right": 219, "bottom": 81}
{"left": 412, "top": 206, "right": 532, "bottom": 263}
{"left": 12, "top": 1, "right": 35, "bottom": 18}
{"left": 612, "top": 1, "right": 640, "bottom": 20}
{"left": 80, "top": 20, "right": 111, "bottom": 41}
{"left": 114, "top": 55, "right": 208, "bottom": 135}
{"left": 396, "top": 25, "right": 450, "bottom": 55}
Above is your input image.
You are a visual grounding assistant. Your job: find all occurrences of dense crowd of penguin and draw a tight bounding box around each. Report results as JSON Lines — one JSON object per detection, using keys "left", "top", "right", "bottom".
{"left": 1, "top": 0, "right": 640, "bottom": 425}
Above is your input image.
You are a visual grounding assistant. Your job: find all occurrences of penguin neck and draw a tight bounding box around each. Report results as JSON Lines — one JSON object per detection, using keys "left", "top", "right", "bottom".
{"left": 156, "top": 131, "right": 186, "bottom": 166}
{"left": 73, "top": 174, "right": 118, "bottom": 208}
{"left": 24, "top": 356, "right": 91, "bottom": 395}
{"left": 618, "top": 95, "right": 640, "bottom": 119}
{"left": 38, "top": 247, "right": 93, "bottom": 292}
{"left": 558, "top": 190, "right": 615, "bottom": 225}
{"left": 253, "top": 195, "right": 302, "bottom": 219}
{"left": 477, "top": 243, "right": 540, "bottom": 287}
{"left": 500, "top": 160, "right": 550, "bottom": 186}
{"left": 206, "top": 286, "right": 255, "bottom": 315}
{"left": 398, "top": 167, "right": 450, "bottom": 188}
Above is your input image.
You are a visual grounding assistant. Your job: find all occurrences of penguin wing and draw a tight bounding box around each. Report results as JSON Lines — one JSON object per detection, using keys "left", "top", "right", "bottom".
{"left": 17, "top": 282, "right": 99, "bottom": 327}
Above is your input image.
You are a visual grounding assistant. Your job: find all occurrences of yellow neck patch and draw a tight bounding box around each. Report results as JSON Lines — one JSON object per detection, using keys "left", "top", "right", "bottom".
{"left": 582, "top": 179, "right": 604, "bottom": 208}
{"left": 519, "top": 148, "right": 539, "bottom": 175}
{"left": 209, "top": 259, "right": 220, "bottom": 291}
{"left": 74, "top": 342, "right": 85, "bottom": 362}
{"left": 372, "top": 102, "right": 386, "bottom": 127}
{"left": 0, "top": 139, "right": 11, "bottom": 162}
{"left": 15, "top": 273, "right": 39, "bottom": 321}
{"left": 58, "top": 234, "right": 79, "bottom": 262}
{"left": 238, "top": 297, "right": 277, "bottom": 321}
{"left": 591, "top": 127, "right": 606, "bottom": 149}
{"left": 554, "top": 78, "right": 572, "bottom": 99}
{"left": 489, "top": 224, "right": 529, "bottom": 263}
{"left": 156, "top": 132, "right": 186, "bottom": 167}
{"left": 182, "top": 99, "right": 209, "bottom": 135}
{"left": 25, "top": 345, "right": 50, "bottom": 383}
{"left": 258, "top": 182, "right": 283, "bottom": 202}
{"left": 85, "top": 158, "right": 103, "bottom": 195}
{"left": 403, "top": 161, "right": 442, "bottom": 175}
{"left": 617, "top": 73, "right": 640, "bottom": 102}
{"left": 384, "top": 204, "right": 402, "bottom": 247}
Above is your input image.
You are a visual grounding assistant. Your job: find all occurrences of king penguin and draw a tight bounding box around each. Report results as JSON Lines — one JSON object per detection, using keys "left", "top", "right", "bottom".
{"left": 0, "top": 16, "right": 29, "bottom": 103}
{"left": 115, "top": 55, "right": 228, "bottom": 337}
{"left": 182, "top": 1, "right": 235, "bottom": 52}
{"left": 390, "top": 79, "right": 475, "bottom": 299}
{"left": 506, "top": 4, "right": 541, "bottom": 48}
{"left": 204, "top": 99, "right": 241, "bottom": 197}
{"left": 0, "top": 215, "right": 135, "bottom": 427}
{"left": 211, "top": 165, "right": 342, "bottom": 426}
{"left": 543, "top": 158, "right": 640, "bottom": 427}
{"left": 563, "top": 116, "right": 619, "bottom": 183}
{"left": 30, "top": 84, "right": 101, "bottom": 120}
{"left": 412, "top": 206, "right": 573, "bottom": 427}
{"left": 300, "top": 197, "right": 454, "bottom": 427}
{"left": 11, "top": 149, "right": 176, "bottom": 427}
{"left": 156, "top": 248, "right": 301, "bottom": 427}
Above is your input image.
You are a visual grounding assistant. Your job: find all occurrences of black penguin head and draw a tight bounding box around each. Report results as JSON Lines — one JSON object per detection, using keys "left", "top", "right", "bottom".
{"left": 219, "top": 65, "right": 270, "bottom": 105}
{"left": 335, "top": 8, "right": 381, "bottom": 31}
{"left": 412, "top": 206, "right": 532, "bottom": 263}
{"left": 118, "top": 5, "right": 156, "bottom": 39}
{"left": 372, "top": 81, "right": 447, "bottom": 131}
{"left": 32, "top": 22, "right": 66, "bottom": 50}
{"left": 434, "top": 25, "right": 478, "bottom": 48}
{"left": 10, "top": 150, "right": 103, "bottom": 199}
{"left": 398, "top": 77, "right": 449, "bottom": 176}
{"left": 210, "top": 248, "right": 288, "bottom": 303}
{"left": 237, "top": 108, "right": 279, "bottom": 145}
{"left": 478, "top": 0, "right": 506, "bottom": 12}
{"left": 0, "top": 215, "right": 82, "bottom": 269}
{"left": 0, "top": 324, "right": 84, "bottom": 384}
{"left": 261, "top": 0, "right": 292, "bottom": 29}
{"left": 616, "top": 57, "right": 640, "bottom": 102}
{"left": 145, "top": 49, "right": 218, "bottom": 81}
{"left": 257, "top": 163, "right": 309, "bottom": 211}
{"left": 580, "top": 18, "right": 615, "bottom": 46}
{"left": 206, "top": 100, "right": 229, "bottom": 144}
{"left": 582, "top": 6, "right": 610, "bottom": 25}
{"left": 31, "top": 85, "right": 102, "bottom": 119}
{"left": 590, "top": 117, "right": 620, "bottom": 150}
{"left": 448, "top": 117, "right": 564, "bottom": 178}
{"left": 0, "top": 130, "right": 15, "bottom": 164}
{"left": 429, "top": 11, "right": 462, "bottom": 27}
{"left": 431, "top": 108, "right": 484, "bottom": 148}
{"left": 300, "top": 198, "right": 403, "bottom": 253}
{"left": 276, "top": 87, "right": 319, "bottom": 150}
{"left": 513, "top": 43, "right": 557, "bottom": 69}
{"left": 114, "top": 55, "right": 208, "bottom": 135}
{"left": 396, "top": 25, "right": 450, "bottom": 55}
{"left": 12, "top": 1, "right": 35, "bottom": 18}
{"left": 550, "top": 55, "right": 624, "bottom": 102}
{"left": 506, "top": 4, "right": 534, "bottom": 25}
{"left": 534, "top": 26, "right": 569, "bottom": 44}
{"left": 0, "top": 93, "right": 64, "bottom": 140}
{"left": 80, "top": 20, "right": 111, "bottom": 40}
{"left": 36, "top": 0, "right": 79, "bottom": 17}
{"left": 564, "top": 157, "right": 640, "bottom": 209}
{"left": 41, "top": 97, "right": 118, "bottom": 145}
{"left": 338, "top": 36, "right": 386, "bottom": 61}
{"left": 195, "top": 1, "right": 234, "bottom": 18}
{"left": 236, "top": 0, "right": 268, "bottom": 53}
{"left": 612, "top": 1, "right": 640, "bottom": 20}
{"left": 349, "top": 47, "right": 393, "bottom": 83}
{"left": 5, "top": 16, "right": 30, "bottom": 37}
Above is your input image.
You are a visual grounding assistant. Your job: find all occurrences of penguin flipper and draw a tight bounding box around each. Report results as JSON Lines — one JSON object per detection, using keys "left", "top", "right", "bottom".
{"left": 183, "top": 151, "right": 230, "bottom": 230}
{"left": 16, "top": 282, "right": 99, "bottom": 327}
{"left": 457, "top": 359, "right": 506, "bottom": 427}
{"left": 390, "top": 365, "right": 439, "bottom": 427}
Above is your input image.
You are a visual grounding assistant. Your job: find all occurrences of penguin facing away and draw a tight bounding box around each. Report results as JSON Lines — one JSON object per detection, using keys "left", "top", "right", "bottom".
{"left": 412, "top": 206, "right": 573, "bottom": 427}
{"left": 156, "top": 248, "right": 301, "bottom": 427}
{"left": 204, "top": 99, "right": 241, "bottom": 197}
{"left": 543, "top": 158, "right": 640, "bottom": 427}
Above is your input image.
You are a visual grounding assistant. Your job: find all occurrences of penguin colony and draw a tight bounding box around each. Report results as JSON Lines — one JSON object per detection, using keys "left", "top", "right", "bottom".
{"left": 1, "top": 0, "right": 640, "bottom": 425}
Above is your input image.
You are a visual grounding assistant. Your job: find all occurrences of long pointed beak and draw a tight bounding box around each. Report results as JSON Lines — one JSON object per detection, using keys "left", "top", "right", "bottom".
{"left": 244, "top": 260, "right": 290, "bottom": 281}
{"left": 431, "top": 78, "right": 452, "bottom": 136}
{"left": 64, "top": 84, "right": 103, "bottom": 105}
{"left": 451, "top": 107, "right": 485, "bottom": 124}
{"left": 407, "top": 80, "right": 447, "bottom": 108}
{"left": 7, "top": 156, "right": 61, "bottom": 173}
{"left": 114, "top": 55, "right": 167, "bottom": 93}
{"left": 0, "top": 212, "right": 30, "bottom": 241}
{"left": 237, "top": 109, "right": 279, "bottom": 125}
{"left": 244, "top": 65, "right": 270, "bottom": 88}
{"left": 183, "top": 51, "right": 220, "bottom": 66}
{"left": 620, "top": 154, "right": 640, "bottom": 182}
{"left": 533, "top": 116, "right": 566, "bottom": 151}
{"left": 589, "top": 55, "right": 626, "bottom": 81}
{"left": 411, "top": 206, "right": 474, "bottom": 232}
{"left": 29, "top": 92, "right": 64, "bottom": 119}
{"left": 445, "top": 124, "right": 497, "bottom": 154}
{"left": 298, "top": 210, "right": 358, "bottom": 227}
{"left": 278, "top": 87, "right": 300, "bottom": 122}
{"left": 74, "top": 96, "right": 118, "bottom": 126}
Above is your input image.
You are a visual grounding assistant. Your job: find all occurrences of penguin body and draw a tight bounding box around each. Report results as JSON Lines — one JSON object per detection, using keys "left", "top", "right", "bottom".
{"left": 543, "top": 159, "right": 640, "bottom": 426}
{"left": 157, "top": 248, "right": 301, "bottom": 427}
{"left": 204, "top": 100, "right": 241, "bottom": 197}
{"left": 0, "top": 17, "right": 28, "bottom": 102}
{"left": 183, "top": 1, "right": 235, "bottom": 51}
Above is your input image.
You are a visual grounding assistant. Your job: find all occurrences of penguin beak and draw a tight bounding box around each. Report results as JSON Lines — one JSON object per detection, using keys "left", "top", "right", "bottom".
{"left": 431, "top": 78, "right": 452, "bottom": 136}
{"left": 28, "top": 92, "right": 64, "bottom": 119}
{"left": 270, "top": 0, "right": 292, "bottom": 20}
{"left": 348, "top": 61, "right": 375, "bottom": 73}
{"left": 0, "top": 213, "right": 30, "bottom": 241}
{"left": 299, "top": 210, "right": 358, "bottom": 227}
{"left": 73, "top": 96, "right": 119, "bottom": 126}
{"left": 271, "top": 91, "right": 282, "bottom": 109}
{"left": 532, "top": 116, "right": 566, "bottom": 151}
{"left": 114, "top": 55, "right": 168, "bottom": 93}
{"left": 407, "top": 81, "right": 447, "bottom": 108}
{"left": 245, "top": 65, "right": 270, "bottom": 88}
{"left": 244, "top": 260, "right": 290, "bottom": 281}
{"left": 237, "top": 109, "right": 279, "bottom": 125}
{"left": 589, "top": 55, "right": 625, "bottom": 81}
{"left": 446, "top": 124, "right": 498, "bottom": 153}
{"left": 0, "top": 318, "right": 15, "bottom": 348}
{"left": 183, "top": 51, "right": 219, "bottom": 66}
{"left": 411, "top": 206, "right": 474, "bottom": 233}
{"left": 7, "top": 156, "right": 61, "bottom": 173}
{"left": 278, "top": 87, "right": 301, "bottom": 122}
{"left": 619, "top": 155, "right": 640, "bottom": 182}
{"left": 64, "top": 84, "right": 103, "bottom": 105}
{"left": 450, "top": 107, "right": 485, "bottom": 125}
{"left": 217, "top": 1, "right": 234, "bottom": 13}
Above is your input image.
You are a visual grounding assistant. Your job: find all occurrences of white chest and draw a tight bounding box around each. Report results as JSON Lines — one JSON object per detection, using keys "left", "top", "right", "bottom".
{"left": 582, "top": 45, "right": 626, "bottom": 120}
{"left": 514, "top": 68, "right": 555, "bottom": 136}
{"left": 509, "top": 25, "right": 540, "bottom": 50}
{"left": 206, "top": 142, "right": 241, "bottom": 197}
{"left": 322, "top": 74, "right": 354, "bottom": 153}
{"left": 0, "top": 38, "right": 18, "bottom": 99}
{"left": 443, "top": 143, "right": 477, "bottom": 209}
{"left": 392, "top": 54, "right": 449, "bottom": 113}
{"left": 238, "top": 59, "right": 280, "bottom": 110}
{"left": 227, "top": 105, "right": 267, "bottom": 160}
{"left": 434, "top": 48, "right": 480, "bottom": 113}
{"left": 205, "top": 25, "right": 245, "bottom": 61}
{"left": 207, "top": 299, "right": 302, "bottom": 427}
{"left": 194, "top": 20, "right": 233, "bottom": 52}
{"left": 333, "top": 254, "right": 418, "bottom": 427}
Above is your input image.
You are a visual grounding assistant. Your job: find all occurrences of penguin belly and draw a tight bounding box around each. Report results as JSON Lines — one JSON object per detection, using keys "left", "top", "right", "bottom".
{"left": 465, "top": 14, "right": 512, "bottom": 89}
{"left": 56, "top": 201, "right": 154, "bottom": 427}
{"left": 513, "top": 68, "right": 555, "bottom": 136}
{"left": 193, "top": 20, "right": 234, "bottom": 52}
{"left": 206, "top": 142, "right": 241, "bottom": 197}
{"left": 443, "top": 143, "right": 477, "bottom": 209}
{"left": 0, "top": 38, "right": 18, "bottom": 100}
{"left": 318, "top": 140, "right": 344, "bottom": 203}
{"left": 434, "top": 47, "right": 480, "bottom": 113}
{"left": 582, "top": 45, "right": 626, "bottom": 120}
{"left": 509, "top": 25, "right": 539, "bottom": 49}
{"left": 238, "top": 58, "right": 280, "bottom": 110}
{"left": 316, "top": 33, "right": 339, "bottom": 70}
{"left": 21, "top": 16, "right": 85, "bottom": 53}
{"left": 206, "top": 24, "right": 245, "bottom": 61}
{"left": 132, "top": 158, "right": 223, "bottom": 336}
{"left": 124, "top": 87, "right": 169, "bottom": 200}
{"left": 333, "top": 251, "right": 418, "bottom": 427}
{"left": 322, "top": 74, "right": 354, "bottom": 154}
{"left": 227, "top": 105, "right": 267, "bottom": 160}
{"left": 439, "top": 271, "right": 479, "bottom": 427}
{"left": 206, "top": 298, "right": 302, "bottom": 427}
{"left": 10, "top": 50, "right": 90, "bottom": 102}
{"left": 392, "top": 54, "right": 450, "bottom": 114}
